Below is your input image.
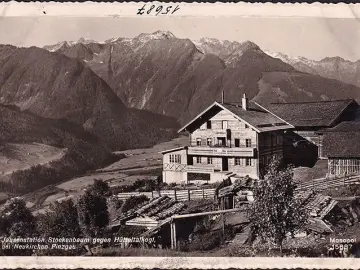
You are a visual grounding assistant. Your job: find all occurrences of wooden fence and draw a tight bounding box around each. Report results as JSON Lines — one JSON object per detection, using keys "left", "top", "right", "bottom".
{"left": 296, "top": 175, "right": 360, "bottom": 191}
{"left": 116, "top": 188, "right": 216, "bottom": 201}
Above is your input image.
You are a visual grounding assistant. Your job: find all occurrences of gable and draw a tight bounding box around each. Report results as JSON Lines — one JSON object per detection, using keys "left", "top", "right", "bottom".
{"left": 179, "top": 102, "right": 292, "bottom": 133}
{"left": 178, "top": 102, "right": 222, "bottom": 133}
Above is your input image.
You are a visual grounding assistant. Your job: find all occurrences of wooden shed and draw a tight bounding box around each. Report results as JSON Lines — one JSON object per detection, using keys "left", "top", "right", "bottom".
{"left": 321, "top": 122, "right": 360, "bottom": 177}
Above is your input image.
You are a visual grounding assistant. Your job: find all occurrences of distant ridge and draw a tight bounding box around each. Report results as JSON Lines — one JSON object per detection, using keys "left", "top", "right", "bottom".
{"left": 0, "top": 44, "right": 178, "bottom": 150}
{"left": 42, "top": 31, "right": 360, "bottom": 124}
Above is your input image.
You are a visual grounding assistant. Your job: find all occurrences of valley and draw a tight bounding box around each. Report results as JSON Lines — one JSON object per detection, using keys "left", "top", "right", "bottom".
{"left": 1, "top": 30, "right": 360, "bottom": 205}
{"left": 1, "top": 30, "right": 360, "bottom": 206}
{"left": 26, "top": 136, "right": 188, "bottom": 214}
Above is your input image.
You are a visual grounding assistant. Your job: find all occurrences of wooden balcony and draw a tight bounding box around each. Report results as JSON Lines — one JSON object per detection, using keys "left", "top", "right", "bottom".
{"left": 188, "top": 146, "right": 255, "bottom": 157}
{"left": 187, "top": 165, "right": 215, "bottom": 173}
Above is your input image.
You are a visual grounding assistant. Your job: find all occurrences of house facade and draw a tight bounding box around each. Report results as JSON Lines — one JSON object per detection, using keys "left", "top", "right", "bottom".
{"left": 161, "top": 95, "right": 293, "bottom": 184}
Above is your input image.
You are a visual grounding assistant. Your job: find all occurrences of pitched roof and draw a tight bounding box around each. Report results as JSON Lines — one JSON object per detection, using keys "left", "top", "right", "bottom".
{"left": 160, "top": 146, "right": 187, "bottom": 154}
{"left": 179, "top": 101, "right": 293, "bottom": 133}
{"left": 265, "top": 99, "right": 356, "bottom": 127}
{"left": 319, "top": 121, "right": 360, "bottom": 158}
{"left": 221, "top": 103, "right": 292, "bottom": 131}
{"left": 320, "top": 121, "right": 360, "bottom": 133}
{"left": 322, "top": 131, "right": 360, "bottom": 158}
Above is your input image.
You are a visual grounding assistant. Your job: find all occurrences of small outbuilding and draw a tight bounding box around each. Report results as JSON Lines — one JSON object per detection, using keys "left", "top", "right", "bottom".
{"left": 321, "top": 122, "right": 360, "bottom": 177}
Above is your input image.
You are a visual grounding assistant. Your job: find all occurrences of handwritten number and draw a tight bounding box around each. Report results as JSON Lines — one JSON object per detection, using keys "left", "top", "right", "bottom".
{"left": 162, "top": 6, "right": 172, "bottom": 15}
{"left": 137, "top": 4, "right": 180, "bottom": 15}
{"left": 155, "top": 6, "right": 163, "bottom": 16}
{"left": 137, "top": 4, "right": 146, "bottom": 15}
{"left": 147, "top": 5, "right": 155, "bottom": 14}
{"left": 172, "top": 5, "right": 180, "bottom": 14}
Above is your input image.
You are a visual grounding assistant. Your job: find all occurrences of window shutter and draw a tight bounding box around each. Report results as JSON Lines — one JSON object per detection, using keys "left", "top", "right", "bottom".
{"left": 202, "top": 138, "right": 207, "bottom": 146}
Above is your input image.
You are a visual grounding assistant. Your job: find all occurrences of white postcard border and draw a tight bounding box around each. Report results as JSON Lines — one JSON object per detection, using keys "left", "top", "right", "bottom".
{"left": 0, "top": 2, "right": 360, "bottom": 18}
{"left": 1, "top": 1, "right": 360, "bottom": 269}
{"left": 0, "top": 256, "right": 359, "bottom": 269}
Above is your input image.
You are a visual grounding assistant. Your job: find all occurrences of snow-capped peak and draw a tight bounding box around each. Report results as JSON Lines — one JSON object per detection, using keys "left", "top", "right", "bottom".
{"left": 77, "top": 37, "right": 98, "bottom": 44}
{"left": 43, "top": 41, "right": 75, "bottom": 52}
{"left": 264, "top": 50, "right": 313, "bottom": 65}
{"left": 135, "top": 31, "right": 176, "bottom": 43}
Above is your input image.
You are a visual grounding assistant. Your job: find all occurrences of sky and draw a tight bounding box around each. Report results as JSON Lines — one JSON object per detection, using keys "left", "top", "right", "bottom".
{"left": 0, "top": 16, "right": 360, "bottom": 61}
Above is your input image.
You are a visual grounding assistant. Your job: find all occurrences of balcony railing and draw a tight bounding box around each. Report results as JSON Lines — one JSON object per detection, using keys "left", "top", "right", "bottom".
{"left": 188, "top": 146, "right": 255, "bottom": 157}
{"left": 187, "top": 165, "right": 215, "bottom": 173}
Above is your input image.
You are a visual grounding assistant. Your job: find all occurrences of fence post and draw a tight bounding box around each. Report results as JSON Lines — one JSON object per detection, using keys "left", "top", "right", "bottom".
{"left": 312, "top": 178, "right": 314, "bottom": 192}
{"left": 174, "top": 189, "right": 177, "bottom": 201}
{"left": 158, "top": 190, "right": 161, "bottom": 197}
{"left": 151, "top": 191, "right": 154, "bottom": 199}
{"left": 202, "top": 188, "right": 205, "bottom": 199}
{"left": 188, "top": 189, "right": 191, "bottom": 201}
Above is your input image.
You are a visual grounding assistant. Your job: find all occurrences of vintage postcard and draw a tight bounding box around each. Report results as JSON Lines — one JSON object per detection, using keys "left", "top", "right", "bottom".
{"left": 1, "top": 1, "right": 360, "bottom": 269}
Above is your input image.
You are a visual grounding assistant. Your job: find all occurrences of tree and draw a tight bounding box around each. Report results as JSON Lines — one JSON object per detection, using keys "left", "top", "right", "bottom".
{"left": 248, "top": 158, "right": 308, "bottom": 256}
{"left": 0, "top": 198, "right": 37, "bottom": 255}
{"left": 90, "top": 179, "right": 111, "bottom": 197}
{"left": 78, "top": 181, "right": 110, "bottom": 237}
{"left": 37, "top": 199, "right": 81, "bottom": 238}
{"left": 0, "top": 197, "right": 36, "bottom": 237}
{"left": 37, "top": 199, "right": 82, "bottom": 255}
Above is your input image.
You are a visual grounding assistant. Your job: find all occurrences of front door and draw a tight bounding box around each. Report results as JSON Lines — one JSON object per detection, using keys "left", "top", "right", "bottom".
{"left": 222, "top": 157, "right": 228, "bottom": 171}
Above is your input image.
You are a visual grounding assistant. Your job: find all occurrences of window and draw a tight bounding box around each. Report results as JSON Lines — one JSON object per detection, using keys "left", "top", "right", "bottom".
{"left": 235, "top": 157, "right": 241, "bottom": 166}
{"left": 169, "top": 154, "right": 181, "bottom": 164}
{"left": 207, "top": 138, "right": 212, "bottom": 146}
{"left": 245, "top": 124, "right": 249, "bottom": 129}
{"left": 246, "top": 158, "right": 252, "bottom": 166}
{"left": 222, "top": 120, "right": 228, "bottom": 129}
{"left": 234, "top": 138, "right": 240, "bottom": 147}
{"left": 196, "top": 138, "right": 202, "bottom": 146}
{"left": 207, "top": 157, "right": 213, "bottom": 164}
{"left": 206, "top": 121, "right": 212, "bottom": 129}
{"left": 196, "top": 157, "right": 202, "bottom": 164}
{"left": 217, "top": 137, "right": 226, "bottom": 146}
{"left": 245, "top": 139, "right": 252, "bottom": 148}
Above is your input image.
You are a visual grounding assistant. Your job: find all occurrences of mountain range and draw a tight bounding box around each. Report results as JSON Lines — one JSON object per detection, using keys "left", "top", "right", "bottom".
{"left": 265, "top": 51, "right": 360, "bottom": 88}
{"left": 1, "top": 30, "right": 360, "bottom": 194}
{"left": 43, "top": 31, "right": 360, "bottom": 125}
{"left": 0, "top": 44, "right": 178, "bottom": 151}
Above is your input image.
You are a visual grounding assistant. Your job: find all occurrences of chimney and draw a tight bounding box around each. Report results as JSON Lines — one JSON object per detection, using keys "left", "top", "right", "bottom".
{"left": 221, "top": 90, "right": 225, "bottom": 104}
{"left": 242, "top": 93, "right": 248, "bottom": 110}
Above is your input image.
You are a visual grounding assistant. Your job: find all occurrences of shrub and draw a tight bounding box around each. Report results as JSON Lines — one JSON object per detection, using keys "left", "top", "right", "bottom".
{"left": 115, "top": 179, "right": 159, "bottom": 193}
{"left": 180, "top": 223, "right": 234, "bottom": 252}
{"left": 187, "top": 231, "right": 222, "bottom": 251}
